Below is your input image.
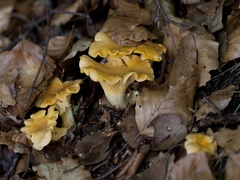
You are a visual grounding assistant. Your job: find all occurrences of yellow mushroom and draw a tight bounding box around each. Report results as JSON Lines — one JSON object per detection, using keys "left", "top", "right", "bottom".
{"left": 80, "top": 54, "right": 154, "bottom": 109}
{"left": 34, "top": 77, "right": 82, "bottom": 142}
{"left": 184, "top": 133, "right": 217, "bottom": 154}
{"left": 21, "top": 106, "right": 58, "bottom": 150}
{"left": 88, "top": 32, "right": 166, "bottom": 62}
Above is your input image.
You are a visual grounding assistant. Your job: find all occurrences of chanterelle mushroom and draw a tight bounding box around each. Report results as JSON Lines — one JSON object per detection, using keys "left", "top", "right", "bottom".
{"left": 88, "top": 32, "right": 166, "bottom": 61}
{"left": 80, "top": 54, "right": 154, "bottom": 109}
{"left": 21, "top": 106, "right": 58, "bottom": 150}
{"left": 184, "top": 133, "right": 217, "bottom": 154}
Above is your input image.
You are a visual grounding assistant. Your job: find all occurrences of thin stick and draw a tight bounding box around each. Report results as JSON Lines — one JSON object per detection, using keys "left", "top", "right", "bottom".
{"left": 25, "top": 2, "right": 52, "bottom": 108}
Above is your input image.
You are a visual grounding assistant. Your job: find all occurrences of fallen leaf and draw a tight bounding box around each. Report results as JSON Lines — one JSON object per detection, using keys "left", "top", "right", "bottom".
{"left": 75, "top": 131, "right": 112, "bottom": 165}
{"left": 226, "top": 153, "right": 240, "bottom": 180}
{"left": 47, "top": 34, "right": 73, "bottom": 60}
{"left": 101, "top": 16, "right": 156, "bottom": 46}
{"left": 197, "top": 0, "right": 224, "bottom": 33}
{"left": 33, "top": 157, "right": 92, "bottom": 180}
{"left": 135, "top": 86, "right": 168, "bottom": 137}
{"left": 51, "top": 0, "right": 82, "bottom": 26}
{"left": 196, "top": 85, "right": 236, "bottom": 120}
{"left": 150, "top": 113, "right": 187, "bottom": 150}
{"left": 170, "top": 151, "right": 215, "bottom": 180}
{"left": 210, "top": 125, "right": 240, "bottom": 153}
{"left": 0, "top": 1, "right": 14, "bottom": 33}
{"left": 108, "top": 0, "right": 151, "bottom": 24}
{"left": 133, "top": 152, "right": 174, "bottom": 180}
{"left": 121, "top": 115, "right": 145, "bottom": 149}
{"left": 224, "top": 12, "right": 240, "bottom": 62}
{"left": 0, "top": 39, "right": 56, "bottom": 117}
{"left": 163, "top": 18, "right": 219, "bottom": 86}
{"left": 0, "top": 82, "right": 16, "bottom": 108}
{"left": 168, "top": 34, "right": 197, "bottom": 86}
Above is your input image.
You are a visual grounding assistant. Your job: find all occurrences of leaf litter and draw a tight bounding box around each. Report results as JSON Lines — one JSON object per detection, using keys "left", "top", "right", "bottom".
{"left": 0, "top": 0, "right": 240, "bottom": 179}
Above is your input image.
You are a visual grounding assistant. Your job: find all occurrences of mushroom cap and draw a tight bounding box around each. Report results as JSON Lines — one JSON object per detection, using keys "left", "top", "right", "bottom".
{"left": 35, "top": 77, "right": 82, "bottom": 109}
{"left": 89, "top": 31, "right": 136, "bottom": 58}
{"left": 89, "top": 32, "right": 166, "bottom": 61}
{"left": 184, "top": 133, "right": 217, "bottom": 154}
{"left": 21, "top": 106, "right": 59, "bottom": 150}
{"left": 135, "top": 41, "right": 166, "bottom": 61}
{"left": 80, "top": 54, "right": 154, "bottom": 109}
{"left": 80, "top": 54, "right": 154, "bottom": 85}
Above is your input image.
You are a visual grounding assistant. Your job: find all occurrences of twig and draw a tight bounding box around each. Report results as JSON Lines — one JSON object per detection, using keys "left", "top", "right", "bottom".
{"left": 25, "top": 2, "right": 52, "bottom": 108}
{"left": 51, "top": 10, "right": 88, "bottom": 18}
{"left": 156, "top": 0, "right": 179, "bottom": 56}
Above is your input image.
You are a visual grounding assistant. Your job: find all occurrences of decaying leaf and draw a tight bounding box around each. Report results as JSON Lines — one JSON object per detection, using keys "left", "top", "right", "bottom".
{"left": 0, "top": 130, "right": 29, "bottom": 154}
{"left": 47, "top": 34, "right": 73, "bottom": 60}
{"left": 121, "top": 115, "right": 145, "bottom": 149}
{"left": 209, "top": 125, "right": 240, "bottom": 153}
{"left": 101, "top": 16, "right": 157, "bottom": 46}
{"left": 196, "top": 85, "right": 236, "bottom": 120}
{"left": 168, "top": 34, "right": 197, "bottom": 86}
{"left": 0, "top": 82, "right": 15, "bottom": 108}
{"left": 170, "top": 151, "right": 215, "bottom": 180}
{"left": 0, "top": 1, "right": 14, "bottom": 33}
{"left": 224, "top": 12, "right": 240, "bottom": 62}
{"left": 150, "top": 113, "right": 187, "bottom": 150}
{"left": 0, "top": 39, "right": 55, "bottom": 118}
{"left": 197, "top": 0, "right": 224, "bottom": 33}
{"left": 135, "top": 86, "right": 168, "bottom": 137}
{"left": 33, "top": 157, "right": 92, "bottom": 180}
{"left": 75, "top": 131, "right": 113, "bottom": 165}
{"left": 108, "top": 0, "right": 151, "bottom": 24}
{"left": 163, "top": 18, "right": 219, "bottom": 86}
{"left": 226, "top": 153, "right": 240, "bottom": 180}
{"left": 133, "top": 152, "right": 174, "bottom": 180}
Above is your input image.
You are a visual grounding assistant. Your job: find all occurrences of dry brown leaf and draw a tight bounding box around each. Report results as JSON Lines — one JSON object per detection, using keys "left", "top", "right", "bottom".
{"left": 197, "top": 0, "right": 224, "bottom": 33}
{"left": 109, "top": 0, "right": 151, "bottom": 24}
{"left": 0, "top": 1, "right": 14, "bottom": 33}
{"left": 63, "top": 38, "right": 92, "bottom": 60}
{"left": 74, "top": 131, "right": 112, "bottom": 165}
{"left": 224, "top": 12, "right": 240, "bottom": 62}
{"left": 0, "top": 39, "right": 55, "bottom": 117}
{"left": 170, "top": 151, "right": 215, "bottom": 180}
{"left": 121, "top": 115, "right": 145, "bottom": 149}
{"left": 133, "top": 152, "right": 174, "bottom": 180}
{"left": 33, "top": 157, "right": 92, "bottom": 180}
{"left": 0, "top": 130, "right": 29, "bottom": 154}
{"left": 163, "top": 18, "right": 219, "bottom": 86}
{"left": 0, "top": 35, "right": 10, "bottom": 49}
{"left": 159, "top": 72, "right": 199, "bottom": 124}
{"left": 150, "top": 113, "right": 187, "bottom": 150}
{"left": 210, "top": 125, "right": 240, "bottom": 153}
{"left": 51, "top": 0, "right": 82, "bottom": 26}
{"left": 181, "top": 0, "right": 200, "bottom": 4}
{"left": 135, "top": 86, "right": 168, "bottom": 137}
{"left": 168, "top": 34, "right": 197, "bottom": 86}
{"left": 47, "top": 34, "right": 73, "bottom": 60}
{"left": 226, "top": 153, "right": 240, "bottom": 180}
{"left": 196, "top": 85, "right": 236, "bottom": 120}
{"left": 0, "top": 82, "right": 16, "bottom": 108}
{"left": 101, "top": 16, "right": 157, "bottom": 46}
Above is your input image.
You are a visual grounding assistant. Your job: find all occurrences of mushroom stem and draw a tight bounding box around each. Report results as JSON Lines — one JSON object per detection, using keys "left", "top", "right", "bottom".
{"left": 101, "top": 83, "right": 139, "bottom": 109}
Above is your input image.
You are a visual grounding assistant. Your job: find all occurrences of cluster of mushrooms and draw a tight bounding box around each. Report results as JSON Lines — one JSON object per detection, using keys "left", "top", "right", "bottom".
{"left": 79, "top": 31, "right": 166, "bottom": 109}
{"left": 20, "top": 31, "right": 166, "bottom": 150}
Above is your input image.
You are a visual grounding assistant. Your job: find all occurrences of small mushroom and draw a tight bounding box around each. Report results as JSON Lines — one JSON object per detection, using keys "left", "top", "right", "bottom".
{"left": 35, "top": 77, "right": 82, "bottom": 114}
{"left": 34, "top": 77, "right": 82, "bottom": 141}
{"left": 184, "top": 133, "right": 217, "bottom": 154}
{"left": 80, "top": 54, "right": 154, "bottom": 109}
{"left": 20, "top": 106, "right": 58, "bottom": 150}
